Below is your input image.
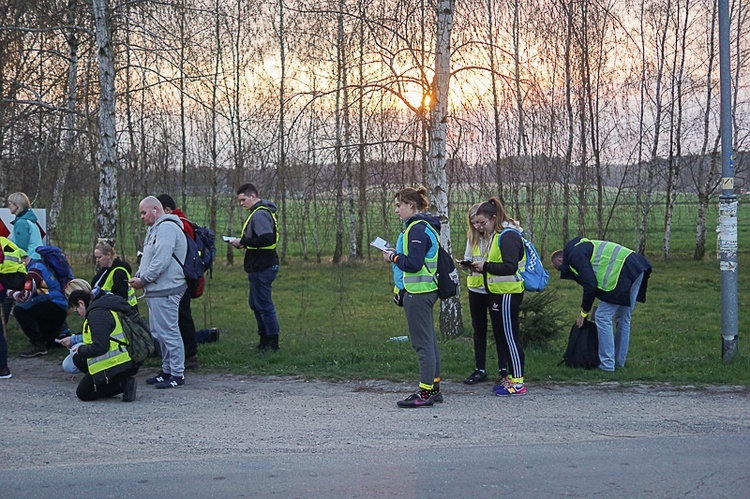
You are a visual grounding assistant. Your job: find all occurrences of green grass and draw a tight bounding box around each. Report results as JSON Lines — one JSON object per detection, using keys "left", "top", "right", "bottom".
{"left": 7, "top": 254, "right": 749, "bottom": 386}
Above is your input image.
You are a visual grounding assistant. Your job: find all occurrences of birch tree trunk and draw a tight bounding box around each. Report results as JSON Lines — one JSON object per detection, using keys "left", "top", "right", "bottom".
{"left": 427, "top": 0, "right": 462, "bottom": 338}
{"left": 92, "top": 0, "right": 118, "bottom": 240}
{"left": 48, "top": 0, "right": 79, "bottom": 244}
{"left": 278, "top": 0, "right": 288, "bottom": 263}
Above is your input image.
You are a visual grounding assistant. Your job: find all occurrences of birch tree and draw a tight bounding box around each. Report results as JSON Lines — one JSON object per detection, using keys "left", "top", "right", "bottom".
{"left": 92, "top": 0, "right": 118, "bottom": 240}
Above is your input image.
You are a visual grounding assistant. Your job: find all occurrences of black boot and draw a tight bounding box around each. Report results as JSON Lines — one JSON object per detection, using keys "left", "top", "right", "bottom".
{"left": 256, "top": 334, "right": 269, "bottom": 351}
{"left": 265, "top": 335, "right": 280, "bottom": 352}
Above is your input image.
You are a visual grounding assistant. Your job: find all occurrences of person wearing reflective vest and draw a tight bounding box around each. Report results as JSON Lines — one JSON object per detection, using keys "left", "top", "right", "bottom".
{"left": 381, "top": 186, "right": 442, "bottom": 408}
{"left": 467, "top": 197, "right": 528, "bottom": 397}
{"left": 91, "top": 239, "right": 138, "bottom": 311}
{"left": 458, "top": 204, "right": 509, "bottom": 386}
{"left": 551, "top": 237, "right": 652, "bottom": 372}
{"left": 0, "top": 237, "right": 27, "bottom": 379}
{"left": 230, "top": 183, "right": 281, "bottom": 352}
{"left": 65, "top": 279, "right": 139, "bottom": 402}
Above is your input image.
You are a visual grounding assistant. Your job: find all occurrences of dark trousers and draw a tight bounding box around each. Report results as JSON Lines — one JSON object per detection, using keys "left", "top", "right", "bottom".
{"left": 469, "top": 291, "right": 508, "bottom": 373}
{"left": 73, "top": 354, "right": 139, "bottom": 401}
{"left": 0, "top": 300, "right": 8, "bottom": 370}
{"left": 13, "top": 301, "right": 67, "bottom": 347}
{"left": 248, "top": 265, "right": 280, "bottom": 338}
{"left": 179, "top": 290, "right": 198, "bottom": 359}
{"left": 488, "top": 293, "right": 524, "bottom": 379}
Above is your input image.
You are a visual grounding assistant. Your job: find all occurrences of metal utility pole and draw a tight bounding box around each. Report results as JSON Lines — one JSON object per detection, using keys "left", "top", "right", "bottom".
{"left": 718, "top": 0, "right": 738, "bottom": 363}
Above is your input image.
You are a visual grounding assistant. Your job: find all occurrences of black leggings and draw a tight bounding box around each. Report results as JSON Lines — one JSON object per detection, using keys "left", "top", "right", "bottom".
{"left": 487, "top": 293, "right": 524, "bottom": 379}
{"left": 73, "top": 354, "right": 139, "bottom": 401}
{"left": 469, "top": 291, "right": 508, "bottom": 373}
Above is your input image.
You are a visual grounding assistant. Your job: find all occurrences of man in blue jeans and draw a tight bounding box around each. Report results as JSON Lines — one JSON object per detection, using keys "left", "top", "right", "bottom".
{"left": 551, "top": 237, "right": 652, "bottom": 372}
{"left": 230, "top": 183, "right": 280, "bottom": 352}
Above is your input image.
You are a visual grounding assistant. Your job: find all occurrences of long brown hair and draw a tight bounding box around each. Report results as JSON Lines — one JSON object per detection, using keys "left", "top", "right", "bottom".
{"left": 394, "top": 185, "right": 429, "bottom": 212}
{"left": 476, "top": 196, "right": 515, "bottom": 233}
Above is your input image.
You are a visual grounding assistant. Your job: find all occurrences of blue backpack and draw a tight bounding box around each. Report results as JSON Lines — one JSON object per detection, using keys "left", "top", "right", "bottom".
{"left": 166, "top": 220, "right": 206, "bottom": 298}
{"left": 500, "top": 229, "right": 549, "bottom": 292}
{"left": 35, "top": 245, "right": 74, "bottom": 289}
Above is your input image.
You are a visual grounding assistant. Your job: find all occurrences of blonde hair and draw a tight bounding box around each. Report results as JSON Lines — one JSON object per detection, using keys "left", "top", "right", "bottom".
{"left": 95, "top": 238, "right": 117, "bottom": 257}
{"left": 8, "top": 192, "right": 31, "bottom": 211}
{"left": 466, "top": 203, "right": 485, "bottom": 250}
{"left": 64, "top": 278, "right": 92, "bottom": 299}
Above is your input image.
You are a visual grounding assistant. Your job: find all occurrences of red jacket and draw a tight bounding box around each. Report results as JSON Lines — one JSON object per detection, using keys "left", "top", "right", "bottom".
{"left": 172, "top": 208, "right": 195, "bottom": 240}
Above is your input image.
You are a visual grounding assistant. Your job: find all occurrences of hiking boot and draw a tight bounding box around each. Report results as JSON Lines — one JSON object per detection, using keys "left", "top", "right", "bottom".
{"left": 264, "top": 335, "right": 280, "bottom": 352}
{"left": 19, "top": 344, "right": 48, "bottom": 358}
{"left": 0, "top": 367, "right": 11, "bottom": 379}
{"left": 122, "top": 376, "right": 137, "bottom": 402}
{"left": 494, "top": 382, "right": 527, "bottom": 397}
{"left": 463, "top": 369, "right": 488, "bottom": 385}
{"left": 256, "top": 335, "right": 269, "bottom": 351}
{"left": 397, "top": 390, "right": 434, "bottom": 408}
{"left": 145, "top": 371, "right": 170, "bottom": 385}
{"left": 184, "top": 355, "right": 200, "bottom": 370}
{"left": 155, "top": 375, "right": 185, "bottom": 389}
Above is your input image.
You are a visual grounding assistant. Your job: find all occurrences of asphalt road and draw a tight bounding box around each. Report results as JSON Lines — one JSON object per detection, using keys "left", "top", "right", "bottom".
{"left": 1, "top": 357, "right": 749, "bottom": 498}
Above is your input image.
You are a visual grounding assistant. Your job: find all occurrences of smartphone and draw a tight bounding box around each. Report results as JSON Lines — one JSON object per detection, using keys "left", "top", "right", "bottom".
{"left": 456, "top": 259, "right": 473, "bottom": 267}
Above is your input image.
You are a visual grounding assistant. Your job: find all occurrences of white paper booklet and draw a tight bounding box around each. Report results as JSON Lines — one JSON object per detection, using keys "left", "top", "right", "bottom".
{"left": 370, "top": 236, "right": 391, "bottom": 252}
{"left": 222, "top": 236, "right": 233, "bottom": 242}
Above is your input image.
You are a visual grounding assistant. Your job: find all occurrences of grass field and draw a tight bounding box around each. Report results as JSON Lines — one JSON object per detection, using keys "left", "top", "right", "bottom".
{"left": 6, "top": 251, "right": 748, "bottom": 387}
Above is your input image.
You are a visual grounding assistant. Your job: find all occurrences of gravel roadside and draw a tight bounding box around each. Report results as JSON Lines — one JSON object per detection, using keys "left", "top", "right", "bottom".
{"left": 2, "top": 356, "right": 749, "bottom": 471}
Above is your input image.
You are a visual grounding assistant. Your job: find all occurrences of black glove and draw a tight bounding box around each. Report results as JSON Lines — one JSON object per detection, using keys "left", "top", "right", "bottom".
{"left": 393, "top": 288, "right": 406, "bottom": 307}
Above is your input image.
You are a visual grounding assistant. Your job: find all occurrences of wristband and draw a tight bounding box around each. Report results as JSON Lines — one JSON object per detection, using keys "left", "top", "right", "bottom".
{"left": 579, "top": 310, "right": 589, "bottom": 318}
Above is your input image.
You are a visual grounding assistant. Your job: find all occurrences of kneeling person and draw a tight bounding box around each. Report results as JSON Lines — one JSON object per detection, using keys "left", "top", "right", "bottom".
{"left": 66, "top": 279, "right": 139, "bottom": 402}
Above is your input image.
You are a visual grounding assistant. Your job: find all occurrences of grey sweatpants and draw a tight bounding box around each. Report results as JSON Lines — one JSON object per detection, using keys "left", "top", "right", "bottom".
{"left": 146, "top": 294, "right": 185, "bottom": 377}
{"left": 403, "top": 290, "right": 440, "bottom": 387}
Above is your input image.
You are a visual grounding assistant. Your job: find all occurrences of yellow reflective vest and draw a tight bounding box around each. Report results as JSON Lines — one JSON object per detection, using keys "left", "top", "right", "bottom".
{"left": 485, "top": 231, "right": 525, "bottom": 294}
{"left": 0, "top": 236, "right": 27, "bottom": 275}
{"left": 466, "top": 238, "right": 488, "bottom": 290}
{"left": 400, "top": 221, "right": 439, "bottom": 294}
{"left": 101, "top": 266, "right": 137, "bottom": 307}
{"left": 571, "top": 238, "right": 632, "bottom": 292}
{"left": 82, "top": 311, "right": 132, "bottom": 375}
{"left": 242, "top": 205, "right": 279, "bottom": 250}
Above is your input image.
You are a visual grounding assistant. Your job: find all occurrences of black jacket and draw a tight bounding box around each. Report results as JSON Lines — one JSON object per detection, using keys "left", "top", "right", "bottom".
{"left": 240, "top": 200, "right": 279, "bottom": 273}
{"left": 558, "top": 236, "right": 652, "bottom": 311}
{"left": 76, "top": 293, "right": 135, "bottom": 370}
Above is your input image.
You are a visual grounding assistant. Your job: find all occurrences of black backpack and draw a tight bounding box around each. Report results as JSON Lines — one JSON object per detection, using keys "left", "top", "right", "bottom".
{"left": 560, "top": 319, "right": 599, "bottom": 369}
{"left": 419, "top": 222, "right": 458, "bottom": 299}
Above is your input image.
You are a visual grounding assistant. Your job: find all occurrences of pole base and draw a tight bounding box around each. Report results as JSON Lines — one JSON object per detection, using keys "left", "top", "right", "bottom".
{"left": 722, "top": 336, "right": 738, "bottom": 364}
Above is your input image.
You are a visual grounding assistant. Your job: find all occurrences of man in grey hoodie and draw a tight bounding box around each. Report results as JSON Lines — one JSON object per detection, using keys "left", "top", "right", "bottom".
{"left": 129, "top": 196, "right": 188, "bottom": 389}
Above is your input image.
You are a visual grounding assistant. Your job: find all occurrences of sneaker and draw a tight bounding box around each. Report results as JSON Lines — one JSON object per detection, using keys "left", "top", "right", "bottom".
{"left": 397, "top": 390, "right": 433, "bottom": 408}
{"left": 463, "top": 369, "right": 488, "bottom": 385}
{"left": 155, "top": 375, "right": 185, "bottom": 389}
{"left": 122, "top": 376, "right": 137, "bottom": 402}
{"left": 430, "top": 383, "right": 444, "bottom": 403}
{"left": 0, "top": 368, "right": 11, "bottom": 379}
{"left": 494, "top": 382, "right": 527, "bottom": 397}
{"left": 145, "top": 371, "right": 170, "bottom": 385}
{"left": 184, "top": 355, "right": 200, "bottom": 370}
{"left": 19, "top": 345, "right": 48, "bottom": 358}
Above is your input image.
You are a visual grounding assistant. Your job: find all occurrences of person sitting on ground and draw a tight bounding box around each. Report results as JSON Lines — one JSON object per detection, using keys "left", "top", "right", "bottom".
{"left": 63, "top": 278, "right": 139, "bottom": 402}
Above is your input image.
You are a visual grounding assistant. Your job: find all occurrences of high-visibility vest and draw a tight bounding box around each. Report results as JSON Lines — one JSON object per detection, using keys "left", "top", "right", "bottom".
{"left": 485, "top": 231, "right": 525, "bottom": 294}
{"left": 466, "top": 239, "right": 488, "bottom": 290}
{"left": 0, "top": 237, "right": 26, "bottom": 275}
{"left": 399, "top": 220, "right": 439, "bottom": 294}
{"left": 242, "top": 205, "right": 278, "bottom": 250}
{"left": 571, "top": 238, "right": 632, "bottom": 292}
{"left": 101, "top": 266, "right": 137, "bottom": 307}
{"left": 82, "top": 310, "right": 132, "bottom": 375}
